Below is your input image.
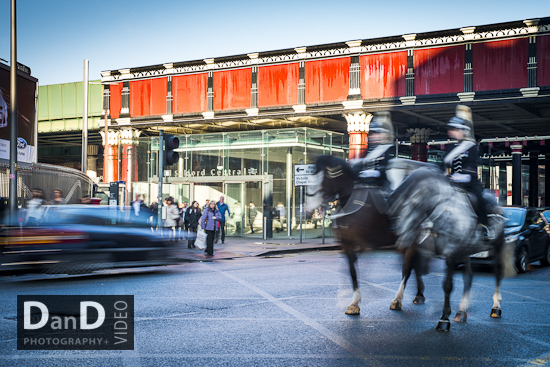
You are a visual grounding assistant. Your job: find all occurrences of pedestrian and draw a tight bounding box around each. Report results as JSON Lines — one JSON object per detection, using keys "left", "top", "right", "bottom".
{"left": 248, "top": 201, "right": 257, "bottom": 234}
{"left": 232, "top": 201, "right": 242, "bottom": 235}
{"left": 164, "top": 197, "right": 180, "bottom": 244}
{"left": 185, "top": 201, "right": 201, "bottom": 248}
{"left": 275, "top": 202, "right": 286, "bottom": 232}
{"left": 51, "top": 189, "right": 67, "bottom": 205}
{"left": 215, "top": 196, "right": 230, "bottom": 244}
{"left": 26, "top": 188, "right": 47, "bottom": 225}
{"left": 200, "top": 200, "right": 220, "bottom": 256}
{"left": 202, "top": 199, "right": 210, "bottom": 211}
{"left": 150, "top": 199, "right": 159, "bottom": 229}
{"left": 131, "top": 194, "right": 149, "bottom": 219}
{"left": 178, "top": 201, "right": 188, "bottom": 240}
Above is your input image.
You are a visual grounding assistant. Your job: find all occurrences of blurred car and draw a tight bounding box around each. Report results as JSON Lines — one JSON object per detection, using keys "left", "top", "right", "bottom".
{"left": 0, "top": 205, "right": 172, "bottom": 274}
{"left": 471, "top": 206, "right": 550, "bottom": 273}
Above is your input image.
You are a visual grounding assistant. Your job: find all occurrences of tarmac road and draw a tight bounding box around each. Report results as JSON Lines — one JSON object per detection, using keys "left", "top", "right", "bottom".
{"left": 0, "top": 250, "right": 549, "bottom": 366}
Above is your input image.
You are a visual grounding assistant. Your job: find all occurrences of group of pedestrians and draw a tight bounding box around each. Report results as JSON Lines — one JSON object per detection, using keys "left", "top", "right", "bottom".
{"left": 134, "top": 194, "right": 231, "bottom": 256}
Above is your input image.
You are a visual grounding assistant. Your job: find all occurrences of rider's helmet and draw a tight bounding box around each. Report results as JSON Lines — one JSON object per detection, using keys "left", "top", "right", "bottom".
{"left": 448, "top": 105, "right": 475, "bottom": 142}
{"left": 369, "top": 112, "right": 394, "bottom": 145}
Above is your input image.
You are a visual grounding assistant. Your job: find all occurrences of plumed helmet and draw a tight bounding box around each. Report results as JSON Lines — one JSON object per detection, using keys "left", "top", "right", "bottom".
{"left": 448, "top": 105, "right": 475, "bottom": 141}
{"left": 369, "top": 112, "right": 394, "bottom": 144}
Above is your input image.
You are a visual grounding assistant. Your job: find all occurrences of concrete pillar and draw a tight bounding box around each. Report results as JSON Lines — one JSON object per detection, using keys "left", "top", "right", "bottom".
{"left": 511, "top": 142, "right": 523, "bottom": 206}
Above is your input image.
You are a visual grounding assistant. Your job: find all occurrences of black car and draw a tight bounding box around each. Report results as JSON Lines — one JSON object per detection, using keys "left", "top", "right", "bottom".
{"left": 471, "top": 207, "right": 550, "bottom": 273}
{"left": 0, "top": 205, "right": 172, "bottom": 274}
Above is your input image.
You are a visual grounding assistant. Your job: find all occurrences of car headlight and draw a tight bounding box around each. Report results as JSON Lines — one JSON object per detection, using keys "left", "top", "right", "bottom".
{"left": 505, "top": 234, "right": 520, "bottom": 243}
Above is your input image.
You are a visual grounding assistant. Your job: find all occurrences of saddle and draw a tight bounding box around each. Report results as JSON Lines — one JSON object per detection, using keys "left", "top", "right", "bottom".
{"left": 331, "top": 186, "right": 388, "bottom": 220}
{"left": 453, "top": 186, "right": 500, "bottom": 219}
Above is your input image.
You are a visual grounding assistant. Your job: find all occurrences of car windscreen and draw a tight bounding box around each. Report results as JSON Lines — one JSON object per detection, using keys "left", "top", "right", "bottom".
{"left": 502, "top": 208, "right": 525, "bottom": 228}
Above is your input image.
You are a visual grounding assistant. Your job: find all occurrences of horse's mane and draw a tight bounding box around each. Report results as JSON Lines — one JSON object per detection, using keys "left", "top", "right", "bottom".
{"left": 314, "top": 155, "right": 354, "bottom": 178}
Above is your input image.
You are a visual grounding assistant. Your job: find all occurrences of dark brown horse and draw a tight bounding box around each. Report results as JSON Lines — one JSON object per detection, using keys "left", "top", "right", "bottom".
{"left": 307, "top": 155, "right": 427, "bottom": 315}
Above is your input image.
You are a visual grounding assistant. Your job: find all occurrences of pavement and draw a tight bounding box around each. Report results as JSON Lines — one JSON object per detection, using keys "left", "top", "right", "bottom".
{"left": 170, "top": 234, "right": 341, "bottom": 262}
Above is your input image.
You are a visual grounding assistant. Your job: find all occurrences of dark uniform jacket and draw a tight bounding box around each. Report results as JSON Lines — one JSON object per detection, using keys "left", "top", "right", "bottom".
{"left": 355, "top": 144, "right": 395, "bottom": 188}
{"left": 442, "top": 140, "right": 479, "bottom": 187}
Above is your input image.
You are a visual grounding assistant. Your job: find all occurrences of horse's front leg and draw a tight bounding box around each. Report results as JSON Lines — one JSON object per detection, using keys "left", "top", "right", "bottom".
{"left": 344, "top": 250, "right": 361, "bottom": 315}
{"left": 454, "top": 257, "right": 472, "bottom": 322}
{"left": 436, "top": 258, "right": 455, "bottom": 331}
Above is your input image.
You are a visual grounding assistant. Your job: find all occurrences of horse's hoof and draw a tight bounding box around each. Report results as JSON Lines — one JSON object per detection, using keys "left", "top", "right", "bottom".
{"left": 413, "top": 296, "right": 426, "bottom": 305}
{"left": 345, "top": 305, "right": 360, "bottom": 315}
{"left": 490, "top": 307, "right": 502, "bottom": 318}
{"left": 436, "top": 319, "right": 451, "bottom": 331}
{"left": 390, "top": 300, "right": 402, "bottom": 310}
{"left": 453, "top": 311, "right": 467, "bottom": 322}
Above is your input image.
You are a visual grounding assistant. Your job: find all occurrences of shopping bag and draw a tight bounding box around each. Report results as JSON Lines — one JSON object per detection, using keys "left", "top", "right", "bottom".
{"left": 196, "top": 228, "right": 207, "bottom": 249}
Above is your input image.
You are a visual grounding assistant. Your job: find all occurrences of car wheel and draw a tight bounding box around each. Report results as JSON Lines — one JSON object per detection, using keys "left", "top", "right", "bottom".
{"left": 541, "top": 246, "right": 550, "bottom": 267}
{"left": 516, "top": 247, "right": 529, "bottom": 273}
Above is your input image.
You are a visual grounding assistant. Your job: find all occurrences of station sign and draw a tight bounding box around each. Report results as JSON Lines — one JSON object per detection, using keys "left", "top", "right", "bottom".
{"left": 294, "top": 164, "right": 316, "bottom": 186}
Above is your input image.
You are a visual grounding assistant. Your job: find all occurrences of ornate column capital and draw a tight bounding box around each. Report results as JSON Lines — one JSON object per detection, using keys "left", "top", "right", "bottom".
{"left": 344, "top": 113, "right": 372, "bottom": 132}
{"left": 119, "top": 128, "right": 142, "bottom": 145}
{"left": 407, "top": 128, "right": 433, "bottom": 144}
{"left": 99, "top": 129, "right": 120, "bottom": 146}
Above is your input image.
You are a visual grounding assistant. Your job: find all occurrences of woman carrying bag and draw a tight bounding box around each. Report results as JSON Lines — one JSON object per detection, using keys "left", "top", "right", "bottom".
{"left": 200, "top": 200, "right": 220, "bottom": 256}
{"left": 185, "top": 201, "right": 201, "bottom": 248}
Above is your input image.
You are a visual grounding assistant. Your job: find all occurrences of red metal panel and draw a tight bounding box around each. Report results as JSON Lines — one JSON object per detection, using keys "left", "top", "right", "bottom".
{"left": 213, "top": 68, "right": 252, "bottom": 111}
{"left": 110, "top": 83, "right": 122, "bottom": 119}
{"left": 538, "top": 35, "right": 550, "bottom": 87}
{"left": 258, "top": 63, "right": 299, "bottom": 107}
{"left": 151, "top": 78, "right": 167, "bottom": 116}
{"left": 130, "top": 80, "right": 151, "bottom": 117}
{"left": 473, "top": 39, "right": 528, "bottom": 91}
{"left": 173, "top": 73, "right": 208, "bottom": 114}
{"left": 360, "top": 52, "right": 407, "bottom": 99}
{"left": 414, "top": 46, "right": 464, "bottom": 95}
{"left": 305, "top": 58, "right": 349, "bottom": 103}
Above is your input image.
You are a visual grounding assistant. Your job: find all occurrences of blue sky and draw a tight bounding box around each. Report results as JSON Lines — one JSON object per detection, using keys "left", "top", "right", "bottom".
{"left": 1, "top": 0, "right": 549, "bottom": 86}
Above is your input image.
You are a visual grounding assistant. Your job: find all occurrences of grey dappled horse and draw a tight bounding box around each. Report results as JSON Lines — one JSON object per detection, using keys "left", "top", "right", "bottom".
{"left": 306, "top": 156, "right": 428, "bottom": 316}
{"left": 387, "top": 163, "right": 516, "bottom": 331}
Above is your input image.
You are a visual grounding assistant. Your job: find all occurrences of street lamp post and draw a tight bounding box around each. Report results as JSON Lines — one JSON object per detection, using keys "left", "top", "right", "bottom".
{"left": 82, "top": 59, "right": 89, "bottom": 173}
{"left": 9, "top": 0, "right": 18, "bottom": 218}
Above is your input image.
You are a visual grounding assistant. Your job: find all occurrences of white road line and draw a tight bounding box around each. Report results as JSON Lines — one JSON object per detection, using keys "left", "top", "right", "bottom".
{"left": 202, "top": 263, "right": 363, "bottom": 357}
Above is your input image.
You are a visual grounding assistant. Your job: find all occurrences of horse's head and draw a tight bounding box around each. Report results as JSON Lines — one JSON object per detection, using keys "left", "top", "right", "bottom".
{"left": 306, "top": 155, "right": 354, "bottom": 212}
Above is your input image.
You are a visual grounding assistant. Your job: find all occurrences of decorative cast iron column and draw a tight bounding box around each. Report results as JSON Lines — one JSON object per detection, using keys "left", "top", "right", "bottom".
{"left": 408, "top": 128, "right": 431, "bottom": 162}
{"left": 344, "top": 113, "right": 372, "bottom": 160}
{"left": 99, "top": 129, "right": 120, "bottom": 183}
{"left": 511, "top": 142, "right": 523, "bottom": 206}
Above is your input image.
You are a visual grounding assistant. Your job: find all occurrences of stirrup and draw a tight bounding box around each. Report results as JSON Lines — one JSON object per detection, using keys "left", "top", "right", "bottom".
{"left": 479, "top": 224, "right": 495, "bottom": 241}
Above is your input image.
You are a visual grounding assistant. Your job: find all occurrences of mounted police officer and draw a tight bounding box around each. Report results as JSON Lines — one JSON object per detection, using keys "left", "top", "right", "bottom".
{"left": 443, "top": 105, "right": 493, "bottom": 240}
{"left": 356, "top": 111, "right": 395, "bottom": 192}
{"left": 341, "top": 112, "right": 395, "bottom": 218}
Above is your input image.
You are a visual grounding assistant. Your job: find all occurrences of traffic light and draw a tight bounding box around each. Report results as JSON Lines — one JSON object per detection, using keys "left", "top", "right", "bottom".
{"left": 164, "top": 134, "right": 180, "bottom": 165}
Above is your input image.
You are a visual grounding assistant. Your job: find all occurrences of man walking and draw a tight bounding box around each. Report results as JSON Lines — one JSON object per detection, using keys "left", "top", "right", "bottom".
{"left": 215, "top": 196, "right": 230, "bottom": 244}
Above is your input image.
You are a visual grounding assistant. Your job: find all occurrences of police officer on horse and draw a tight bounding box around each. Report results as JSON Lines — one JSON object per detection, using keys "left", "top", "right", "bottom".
{"left": 443, "top": 105, "right": 493, "bottom": 240}
{"left": 356, "top": 112, "right": 395, "bottom": 190}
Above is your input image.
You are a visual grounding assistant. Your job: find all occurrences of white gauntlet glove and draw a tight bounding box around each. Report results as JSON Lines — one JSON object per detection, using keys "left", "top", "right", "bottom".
{"left": 359, "top": 170, "right": 381, "bottom": 178}
{"left": 449, "top": 172, "right": 471, "bottom": 183}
